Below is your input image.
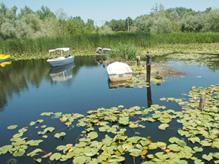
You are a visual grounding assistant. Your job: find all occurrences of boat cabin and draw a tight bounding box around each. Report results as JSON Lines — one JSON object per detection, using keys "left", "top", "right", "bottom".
{"left": 48, "top": 48, "right": 71, "bottom": 58}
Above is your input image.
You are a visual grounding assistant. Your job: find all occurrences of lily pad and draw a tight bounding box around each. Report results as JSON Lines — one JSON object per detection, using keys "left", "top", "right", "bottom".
{"left": 54, "top": 132, "right": 66, "bottom": 139}
{"left": 87, "top": 132, "right": 98, "bottom": 140}
{"left": 50, "top": 153, "right": 62, "bottom": 161}
{"left": 7, "top": 125, "right": 18, "bottom": 130}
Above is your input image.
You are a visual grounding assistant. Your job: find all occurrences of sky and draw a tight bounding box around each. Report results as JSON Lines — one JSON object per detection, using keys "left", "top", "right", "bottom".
{"left": 1, "top": 0, "right": 219, "bottom": 25}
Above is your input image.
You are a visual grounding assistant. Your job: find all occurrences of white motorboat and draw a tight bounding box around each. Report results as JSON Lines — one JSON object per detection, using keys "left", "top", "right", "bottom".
{"left": 47, "top": 48, "right": 74, "bottom": 67}
{"left": 106, "top": 62, "right": 133, "bottom": 82}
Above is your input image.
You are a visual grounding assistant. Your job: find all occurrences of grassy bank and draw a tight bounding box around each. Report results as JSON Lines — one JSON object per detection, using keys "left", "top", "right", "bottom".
{"left": 0, "top": 32, "right": 219, "bottom": 60}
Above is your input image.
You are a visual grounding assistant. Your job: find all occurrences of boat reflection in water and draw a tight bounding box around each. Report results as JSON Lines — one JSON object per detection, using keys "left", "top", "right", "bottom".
{"left": 49, "top": 63, "right": 74, "bottom": 82}
{"left": 0, "top": 61, "right": 12, "bottom": 68}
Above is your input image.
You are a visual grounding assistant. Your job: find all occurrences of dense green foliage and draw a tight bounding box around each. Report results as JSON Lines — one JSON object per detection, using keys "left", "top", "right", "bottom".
{"left": 1, "top": 32, "right": 219, "bottom": 57}
{"left": 103, "top": 5, "right": 219, "bottom": 33}
{"left": 0, "top": 4, "right": 96, "bottom": 40}
{"left": 0, "top": 3, "right": 219, "bottom": 59}
{"left": 1, "top": 3, "right": 219, "bottom": 41}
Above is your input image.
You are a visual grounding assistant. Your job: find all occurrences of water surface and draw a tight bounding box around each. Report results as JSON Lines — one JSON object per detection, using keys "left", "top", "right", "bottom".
{"left": 0, "top": 56, "right": 219, "bottom": 163}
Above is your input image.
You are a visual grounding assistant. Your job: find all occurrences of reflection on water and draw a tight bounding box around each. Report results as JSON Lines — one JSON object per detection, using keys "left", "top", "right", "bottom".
{"left": 0, "top": 55, "right": 219, "bottom": 112}
{"left": 0, "top": 56, "right": 97, "bottom": 110}
{"left": 0, "top": 61, "right": 12, "bottom": 68}
{"left": 0, "top": 55, "right": 219, "bottom": 163}
{"left": 49, "top": 64, "right": 74, "bottom": 82}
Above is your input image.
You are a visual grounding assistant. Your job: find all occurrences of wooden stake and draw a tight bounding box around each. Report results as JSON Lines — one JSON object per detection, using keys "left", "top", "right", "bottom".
{"left": 199, "top": 93, "right": 205, "bottom": 110}
{"left": 136, "top": 56, "right": 141, "bottom": 66}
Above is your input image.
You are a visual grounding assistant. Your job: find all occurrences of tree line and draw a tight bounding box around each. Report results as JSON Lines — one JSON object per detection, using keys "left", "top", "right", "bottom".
{"left": 0, "top": 3, "right": 219, "bottom": 40}
{"left": 103, "top": 5, "right": 219, "bottom": 33}
{"left": 0, "top": 4, "right": 96, "bottom": 40}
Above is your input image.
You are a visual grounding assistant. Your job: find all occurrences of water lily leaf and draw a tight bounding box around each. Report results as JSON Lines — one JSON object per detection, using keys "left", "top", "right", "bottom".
{"left": 41, "top": 112, "right": 53, "bottom": 116}
{"left": 42, "top": 152, "right": 52, "bottom": 158}
{"left": 129, "top": 148, "right": 142, "bottom": 157}
{"left": 127, "top": 136, "right": 141, "bottom": 144}
{"left": 35, "top": 158, "right": 42, "bottom": 163}
{"left": 41, "top": 125, "right": 47, "bottom": 128}
{"left": 87, "top": 132, "right": 98, "bottom": 140}
{"left": 108, "top": 155, "right": 125, "bottom": 162}
{"left": 27, "top": 148, "right": 43, "bottom": 157}
{"left": 84, "top": 147, "right": 99, "bottom": 157}
{"left": 169, "top": 137, "right": 186, "bottom": 147}
{"left": 42, "top": 127, "right": 55, "bottom": 134}
{"left": 193, "top": 146, "right": 203, "bottom": 152}
{"left": 158, "top": 124, "right": 169, "bottom": 130}
{"left": 54, "top": 132, "right": 66, "bottom": 139}
{"left": 0, "top": 145, "right": 12, "bottom": 155}
{"left": 167, "top": 144, "right": 181, "bottom": 152}
{"left": 27, "top": 140, "right": 43, "bottom": 146}
{"left": 202, "top": 154, "right": 213, "bottom": 161}
{"left": 73, "top": 156, "right": 91, "bottom": 164}
{"left": 119, "top": 116, "right": 129, "bottom": 125}
{"left": 148, "top": 143, "right": 159, "bottom": 150}
{"left": 13, "top": 149, "right": 25, "bottom": 157}
{"left": 29, "top": 121, "right": 36, "bottom": 126}
{"left": 189, "top": 137, "right": 200, "bottom": 143}
{"left": 7, "top": 125, "right": 18, "bottom": 130}
{"left": 50, "top": 153, "right": 62, "bottom": 161}
{"left": 212, "top": 141, "right": 219, "bottom": 149}
{"left": 18, "top": 127, "right": 28, "bottom": 133}
{"left": 56, "top": 145, "right": 66, "bottom": 152}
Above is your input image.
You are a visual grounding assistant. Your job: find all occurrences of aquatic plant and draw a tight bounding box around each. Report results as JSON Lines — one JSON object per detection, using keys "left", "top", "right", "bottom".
{"left": 1, "top": 33, "right": 219, "bottom": 60}
{"left": 0, "top": 85, "right": 218, "bottom": 163}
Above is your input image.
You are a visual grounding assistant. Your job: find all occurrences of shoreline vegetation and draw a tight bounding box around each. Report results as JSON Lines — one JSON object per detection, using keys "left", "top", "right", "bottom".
{"left": 0, "top": 4, "right": 219, "bottom": 60}
{"left": 1, "top": 33, "right": 219, "bottom": 60}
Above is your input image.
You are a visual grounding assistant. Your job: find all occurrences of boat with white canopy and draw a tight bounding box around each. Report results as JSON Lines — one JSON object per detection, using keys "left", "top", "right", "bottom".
{"left": 106, "top": 62, "right": 133, "bottom": 82}
{"left": 47, "top": 48, "right": 74, "bottom": 67}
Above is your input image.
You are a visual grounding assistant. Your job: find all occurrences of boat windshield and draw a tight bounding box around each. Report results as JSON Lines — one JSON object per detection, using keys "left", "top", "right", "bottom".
{"left": 48, "top": 48, "right": 70, "bottom": 58}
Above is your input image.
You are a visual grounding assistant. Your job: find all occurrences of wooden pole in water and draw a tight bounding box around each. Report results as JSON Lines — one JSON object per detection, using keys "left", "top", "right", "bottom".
{"left": 136, "top": 56, "right": 141, "bottom": 66}
{"left": 146, "top": 53, "right": 151, "bottom": 84}
{"left": 199, "top": 93, "right": 205, "bottom": 110}
{"left": 147, "top": 85, "right": 153, "bottom": 107}
{"left": 146, "top": 52, "right": 153, "bottom": 107}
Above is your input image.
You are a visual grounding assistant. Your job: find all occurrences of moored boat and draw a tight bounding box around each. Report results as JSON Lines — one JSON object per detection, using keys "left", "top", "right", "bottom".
{"left": 47, "top": 48, "right": 74, "bottom": 67}
{"left": 106, "top": 62, "right": 133, "bottom": 82}
{"left": 0, "top": 54, "right": 11, "bottom": 63}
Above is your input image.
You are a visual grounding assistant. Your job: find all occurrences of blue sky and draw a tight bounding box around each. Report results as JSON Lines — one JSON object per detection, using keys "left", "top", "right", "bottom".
{"left": 1, "top": 0, "right": 219, "bottom": 25}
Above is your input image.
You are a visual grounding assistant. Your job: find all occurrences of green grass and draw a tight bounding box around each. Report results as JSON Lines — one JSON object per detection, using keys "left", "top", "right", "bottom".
{"left": 0, "top": 32, "right": 219, "bottom": 60}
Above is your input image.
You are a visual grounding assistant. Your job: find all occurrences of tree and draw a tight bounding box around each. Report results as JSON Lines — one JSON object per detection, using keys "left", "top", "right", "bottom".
{"left": 125, "top": 17, "right": 133, "bottom": 32}
{"left": 37, "top": 6, "right": 55, "bottom": 20}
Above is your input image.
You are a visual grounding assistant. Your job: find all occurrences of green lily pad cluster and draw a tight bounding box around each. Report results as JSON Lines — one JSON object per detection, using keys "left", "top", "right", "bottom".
{"left": 0, "top": 127, "right": 43, "bottom": 158}
{"left": 0, "top": 85, "right": 218, "bottom": 163}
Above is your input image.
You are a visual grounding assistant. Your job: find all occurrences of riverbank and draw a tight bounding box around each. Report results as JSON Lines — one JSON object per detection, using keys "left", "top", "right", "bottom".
{"left": 8, "top": 43, "right": 219, "bottom": 61}
{"left": 0, "top": 32, "right": 219, "bottom": 60}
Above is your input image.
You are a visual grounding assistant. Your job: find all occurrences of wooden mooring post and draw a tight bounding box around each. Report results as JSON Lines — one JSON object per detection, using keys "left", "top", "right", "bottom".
{"left": 136, "top": 56, "right": 141, "bottom": 66}
{"left": 146, "top": 53, "right": 152, "bottom": 84}
{"left": 146, "top": 52, "right": 153, "bottom": 107}
{"left": 199, "top": 93, "right": 206, "bottom": 110}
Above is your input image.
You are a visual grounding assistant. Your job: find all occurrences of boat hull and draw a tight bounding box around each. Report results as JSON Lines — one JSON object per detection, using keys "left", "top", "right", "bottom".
{"left": 0, "top": 54, "right": 11, "bottom": 63}
{"left": 47, "top": 56, "right": 74, "bottom": 67}
{"left": 107, "top": 62, "right": 133, "bottom": 82}
{"left": 109, "top": 73, "right": 132, "bottom": 82}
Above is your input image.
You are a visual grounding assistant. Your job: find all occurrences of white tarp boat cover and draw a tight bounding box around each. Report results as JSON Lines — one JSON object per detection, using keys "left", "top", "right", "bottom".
{"left": 49, "top": 48, "right": 70, "bottom": 53}
{"left": 107, "top": 62, "right": 132, "bottom": 75}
